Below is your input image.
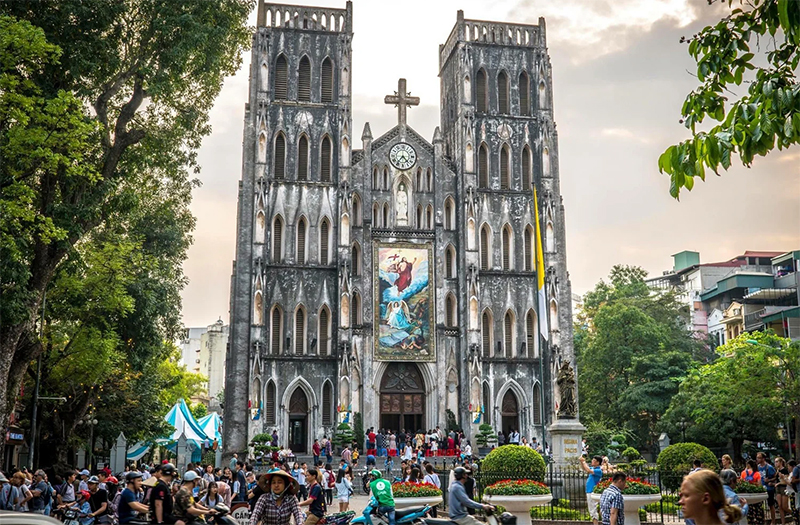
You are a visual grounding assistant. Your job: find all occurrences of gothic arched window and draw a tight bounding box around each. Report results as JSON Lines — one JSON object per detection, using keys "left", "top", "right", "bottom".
{"left": 352, "top": 193, "right": 362, "bottom": 226}
{"left": 322, "top": 381, "right": 333, "bottom": 425}
{"left": 480, "top": 224, "right": 491, "bottom": 270}
{"left": 265, "top": 380, "right": 277, "bottom": 424}
{"left": 524, "top": 226, "right": 534, "bottom": 271}
{"left": 476, "top": 68, "right": 488, "bottom": 112}
{"left": 478, "top": 143, "right": 489, "bottom": 188}
{"left": 500, "top": 145, "right": 511, "bottom": 189}
{"left": 351, "top": 291, "right": 362, "bottom": 326}
{"left": 504, "top": 310, "right": 515, "bottom": 357}
{"left": 519, "top": 71, "right": 530, "bottom": 116}
{"left": 321, "top": 57, "right": 334, "bottom": 103}
{"left": 498, "top": 71, "right": 509, "bottom": 114}
{"left": 320, "top": 217, "right": 330, "bottom": 265}
{"left": 298, "top": 56, "right": 311, "bottom": 101}
{"left": 444, "top": 197, "right": 455, "bottom": 230}
{"left": 446, "top": 293, "right": 456, "bottom": 327}
{"left": 481, "top": 310, "right": 493, "bottom": 357}
{"left": 445, "top": 244, "right": 456, "bottom": 278}
{"left": 270, "top": 305, "right": 283, "bottom": 354}
{"left": 502, "top": 225, "right": 513, "bottom": 271}
{"left": 274, "top": 54, "right": 288, "bottom": 100}
{"left": 351, "top": 242, "right": 362, "bottom": 276}
{"left": 294, "top": 306, "right": 306, "bottom": 354}
{"left": 526, "top": 309, "right": 538, "bottom": 358}
{"left": 318, "top": 306, "right": 331, "bottom": 355}
{"left": 297, "top": 135, "right": 309, "bottom": 180}
{"left": 320, "top": 135, "right": 332, "bottom": 182}
{"left": 273, "top": 133, "right": 286, "bottom": 179}
{"left": 296, "top": 217, "right": 307, "bottom": 264}
{"left": 522, "top": 145, "right": 532, "bottom": 190}
{"left": 272, "top": 215, "right": 284, "bottom": 263}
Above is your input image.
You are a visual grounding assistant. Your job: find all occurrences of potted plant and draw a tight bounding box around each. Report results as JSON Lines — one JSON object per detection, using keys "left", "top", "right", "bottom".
{"left": 589, "top": 478, "right": 661, "bottom": 525}
{"left": 478, "top": 446, "right": 549, "bottom": 525}
{"left": 391, "top": 481, "right": 443, "bottom": 509}
{"left": 334, "top": 422, "right": 354, "bottom": 454}
{"left": 733, "top": 480, "right": 768, "bottom": 505}
{"left": 475, "top": 423, "right": 497, "bottom": 456}
{"left": 483, "top": 480, "right": 552, "bottom": 525}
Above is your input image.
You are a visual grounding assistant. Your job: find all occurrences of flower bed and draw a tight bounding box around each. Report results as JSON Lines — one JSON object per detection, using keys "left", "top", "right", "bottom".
{"left": 485, "top": 479, "right": 551, "bottom": 496}
{"left": 735, "top": 481, "right": 767, "bottom": 493}
{"left": 592, "top": 478, "right": 660, "bottom": 495}
{"left": 391, "top": 481, "right": 442, "bottom": 497}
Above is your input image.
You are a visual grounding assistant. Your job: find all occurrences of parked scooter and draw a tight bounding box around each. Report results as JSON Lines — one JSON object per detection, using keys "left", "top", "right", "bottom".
{"left": 351, "top": 497, "right": 432, "bottom": 525}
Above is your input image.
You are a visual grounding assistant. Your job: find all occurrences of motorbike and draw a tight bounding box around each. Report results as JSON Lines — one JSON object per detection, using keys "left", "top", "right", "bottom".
{"left": 351, "top": 497, "right": 431, "bottom": 525}
{"left": 60, "top": 508, "right": 88, "bottom": 525}
{"left": 421, "top": 505, "right": 516, "bottom": 525}
{"left": 207, "top": 503, "right": 237, "bottom": 525}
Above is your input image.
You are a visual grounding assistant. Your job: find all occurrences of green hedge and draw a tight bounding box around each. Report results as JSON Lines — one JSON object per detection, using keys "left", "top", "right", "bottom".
{"left": 481, "top": 445, "right": 546, "bottom": 482}
{"left": 656, "top": 442, "right": 719, "bottom": 491}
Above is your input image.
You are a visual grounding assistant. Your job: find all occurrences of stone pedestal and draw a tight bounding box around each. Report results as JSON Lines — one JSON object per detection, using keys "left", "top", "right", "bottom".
{"left": 548, "top": 419, "right": 585, "bottom": 465}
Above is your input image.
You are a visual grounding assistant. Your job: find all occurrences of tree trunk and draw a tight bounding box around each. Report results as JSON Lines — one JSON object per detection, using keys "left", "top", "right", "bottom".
{"left": 732, "top": 438, "right": 744, "bottom": 466}
{"left": 794, "top": 417, "right": 799, "bottom": 460}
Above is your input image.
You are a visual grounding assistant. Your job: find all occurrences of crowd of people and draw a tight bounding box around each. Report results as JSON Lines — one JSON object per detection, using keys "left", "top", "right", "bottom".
{"left": 587, "top": 452, "right": 800, "bottom": 525}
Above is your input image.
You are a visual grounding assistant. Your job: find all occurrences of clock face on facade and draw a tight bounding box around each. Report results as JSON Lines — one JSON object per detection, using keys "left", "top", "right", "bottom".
{"left": 389, "top": 142, "right": 417, "bottom": 170}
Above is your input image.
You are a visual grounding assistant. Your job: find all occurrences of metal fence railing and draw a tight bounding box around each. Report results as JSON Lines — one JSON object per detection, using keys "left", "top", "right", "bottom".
{"left": 472, "top": 465, "right": 694, "bottom": 523}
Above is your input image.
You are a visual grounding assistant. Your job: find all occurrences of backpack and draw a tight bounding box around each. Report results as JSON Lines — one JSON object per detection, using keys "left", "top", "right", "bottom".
{"left": 744, "top": 470, "right": 756, "bottom": 482}
{"left": 326, "top": 472, "right": 335, "bottom": 489}
{"left": 0, "top": 484, "right": 14, "bottom": 511}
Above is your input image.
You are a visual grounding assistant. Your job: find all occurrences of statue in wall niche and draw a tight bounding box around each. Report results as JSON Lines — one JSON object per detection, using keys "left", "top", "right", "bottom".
{"left": 556, "top": 360, "right": 577, "bottom": 419}
{"left": 396, "top": 183, "right": 408, "bottom": 222}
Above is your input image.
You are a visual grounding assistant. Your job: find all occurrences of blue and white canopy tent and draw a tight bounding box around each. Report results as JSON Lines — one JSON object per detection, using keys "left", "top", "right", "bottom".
{"left": 126, "top": 442, "right": 151, "bottom": 462}
{"left": 163, "top": 399, "right": 208, "bottom": 463}
{"left": 198, "top": 412, "right": 222, "bottom": 445}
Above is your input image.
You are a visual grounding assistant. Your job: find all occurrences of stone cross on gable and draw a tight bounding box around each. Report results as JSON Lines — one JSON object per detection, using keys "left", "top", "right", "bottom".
{"left": 384, "top": 78, "right": 420, "bottom": 126}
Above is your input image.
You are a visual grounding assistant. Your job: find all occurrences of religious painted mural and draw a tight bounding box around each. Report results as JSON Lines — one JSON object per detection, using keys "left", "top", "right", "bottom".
{"left": 373, "top": 242, "right": 435, "bottom": 361}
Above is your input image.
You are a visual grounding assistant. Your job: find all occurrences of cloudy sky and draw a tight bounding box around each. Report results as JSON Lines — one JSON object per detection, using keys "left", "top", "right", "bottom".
{"left": 181, "top": 0, "right": 800, "bottom": 327}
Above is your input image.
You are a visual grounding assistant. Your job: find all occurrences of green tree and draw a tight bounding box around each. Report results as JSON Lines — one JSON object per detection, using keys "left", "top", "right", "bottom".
{"left": 658, "top": 0, "right": 800, "bottom": 198}
{"left": 576, "top": 266, "right": 709, "bottom": 451}
{"left": 662, "top": 331, "right": 800, "bottom": 460}
{"left": 190, "top": 402, "right": 208, "bottom": 420}
{"left": 0, "top": 1, "right": 252, "bottom": 456}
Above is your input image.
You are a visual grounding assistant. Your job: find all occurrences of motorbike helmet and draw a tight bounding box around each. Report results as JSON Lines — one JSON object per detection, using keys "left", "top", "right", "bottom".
{"left": 79, "top": 490, "right": 91, "bottom": 501}
{"left": 107, "top": 476, "right": 119, "bottom": 485}
{"left": 183, "top": 470, "right": 199, "bottom": 482}
{"left": 126, "top": 472, "right": 142, "bottom": 483}
{"left": 453, "top": 467, "right": 468, "bottom": 480}
{"left": 369, "top": 469, "right": 382, "bottom": 479}
{"left": 160, "top": 463, "right": 177, "bottom": 477}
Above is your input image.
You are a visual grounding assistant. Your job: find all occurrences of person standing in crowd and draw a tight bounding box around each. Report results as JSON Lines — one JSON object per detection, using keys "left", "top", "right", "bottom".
{"left": 299, "top": 468, "right": 326, "bottom": 525}
{"left": 312, "top": 439, "right": 321, "bottom": 466}
{"left": 341, "top": 444, "right": 352, "bottom": 465}
{"left": 290, "top": 463, "right": 307, "bottom": 502}
{"left": 581, "top": 456, "right": 604, "bottom": 525}
{"left": 30, "top": 470, "right": 50, "bottom": 515}
{"left": 271, "top": 429, "right": 279, "bottom": 448}
{"left": 720, "top": 469, "right": 749, "bottom": 523}
{"left": 721, "top": 455, "right": 735, "bottom": 472}
{"left": 600, "top": 472, "right": 627, "bottom": 525}
{"left": 376, "top": 430, "right": 387, "bottom": 458}
{"left": 367, "top": 428, "right": 376, "bottom": 453}
{"left": 679, "top": 469, "right": 743, "bottom": 525}
{"left": 203, "top": 465, "right": 216, "bottom": 485}
{"left": 775, "top": 457, "right": 791, "bottom": 525}
{"left": 321, "top": 464, "right": 334, "bottom": 506}
{"left": 235, "top": 461, "right": 248, "bottom": 502}
{"left": 787, "top": 460, "right": 800, "bottom": 525}
{"left": 229, "top": 453, "right": 239, "bottom": 472}
{"left": 757, "top": 452, "right": 778, "bottom": 525}
{"left": 149, "top": 463, "right": 176, "bottom": 525}
{"left": 509, "top": 429, "right": 520, "bottom": 445}
{"left": 388, "top": 431, "right": 397, "bottom": 457}
{"left": 424, "top": 464, "right": 441, "bottom": 517}
{"left": 57, "top": 470, "right": 78, "bottom": 509}
{"left": 118, "top": 472, "right": 149, "bottom": 525}
{"left": 250, "top": 469, "right": 303, "bottom": 525}
{"left": 335, "top": 468, "right": 352, "bottom": 512}
{"left": 11, "top": 472, "right": 32, "bottom": 511}
{"left": 78, "top": 470, "right": 91, "bottom": 492}
{"left": 741, "top": 460, "right": 761, "bottom": 483}
{"left": 691, "top": 460, "right": 703, "bottom": 473}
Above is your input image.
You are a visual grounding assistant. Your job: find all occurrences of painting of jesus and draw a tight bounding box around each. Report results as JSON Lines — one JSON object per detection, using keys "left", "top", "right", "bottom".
{"left": 374, "top": 242, "right": 435, "bottom": 361}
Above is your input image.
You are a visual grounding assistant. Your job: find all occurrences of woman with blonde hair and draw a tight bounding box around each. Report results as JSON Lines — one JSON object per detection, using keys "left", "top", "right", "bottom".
{"left": 680, "top": 469, "right": 743, "bottom": 525}
{"left": 721, "top": 455, "right": 734, "bottom": 472}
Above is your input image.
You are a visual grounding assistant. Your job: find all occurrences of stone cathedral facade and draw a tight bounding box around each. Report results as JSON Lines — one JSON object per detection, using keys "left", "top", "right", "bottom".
{"left": 224, "top": 1, "right": 575, "bottom": 456}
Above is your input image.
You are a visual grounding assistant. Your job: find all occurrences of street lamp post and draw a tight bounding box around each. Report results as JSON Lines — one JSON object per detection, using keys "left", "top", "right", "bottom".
{"left": 678, "top": 418, "right": 688, "bottom": 442}
{"left": 78, "top": 412, "right": 98, "bottom": 470}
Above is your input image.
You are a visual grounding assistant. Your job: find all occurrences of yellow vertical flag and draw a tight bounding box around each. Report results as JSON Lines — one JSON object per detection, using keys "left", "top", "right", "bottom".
{"left": 533, "top": 187, "right": 549, "bottom": 340}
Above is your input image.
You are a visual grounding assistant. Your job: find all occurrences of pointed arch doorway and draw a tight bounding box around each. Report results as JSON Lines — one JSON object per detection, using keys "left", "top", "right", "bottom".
{"left": 379, "top": 363, "right": 425, "bottom": 433}
{"left": 288, "top": 388, "right": 309, "bottom": 453}
{"left": 501, "top": 390, "right": 520, "bottom": 437}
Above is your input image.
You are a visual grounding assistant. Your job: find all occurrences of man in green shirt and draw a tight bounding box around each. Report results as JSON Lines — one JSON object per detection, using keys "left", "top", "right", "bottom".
{"left": 368, "top": 470, "right": 395, "bottom": 525}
